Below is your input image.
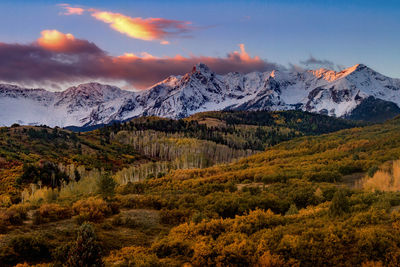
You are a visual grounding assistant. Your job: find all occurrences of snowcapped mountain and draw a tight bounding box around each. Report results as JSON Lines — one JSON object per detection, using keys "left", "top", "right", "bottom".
{"left": 0, "top": 63, "right": 399, "bottom": 127}
{"left": 0, "top": 83, "right": 134, "bottom": 127}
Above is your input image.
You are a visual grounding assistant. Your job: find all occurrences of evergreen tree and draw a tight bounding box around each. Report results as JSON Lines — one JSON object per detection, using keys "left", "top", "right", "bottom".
{"left": 329, "top": 189, "right": 349, "bottom": 217}
{"left": 285, "top": 204, "right": 299, "bottom": 215}
{"left": 97, "top": 173, "right": 117, "bottom": 199}
{"left": 66, "top": 223, "right": 103, "bottom": 267}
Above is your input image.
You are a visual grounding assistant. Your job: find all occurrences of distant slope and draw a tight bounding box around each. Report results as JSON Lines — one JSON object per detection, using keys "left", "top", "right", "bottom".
{"left": 103, "top": 110, "right": 365, "bottom": 151}
{"left": 345, "top": 96, "right": 400, "bottom": 122}
{"left": 187, "top": 110, "right": 364, "bottom": 134}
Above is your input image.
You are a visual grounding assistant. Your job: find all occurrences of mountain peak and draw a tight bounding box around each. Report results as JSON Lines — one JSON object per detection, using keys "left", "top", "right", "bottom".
{"left": 344, "top": 63, "right": 368, "bottom": 74}
{"left": 309, "top": 68, "right": 340, "bottom": 82}
{"left": 309, "top": 64, "right": 372, "bottom": 82}
{"left": 63, "top": 82, "right": 123, "bottom": 96}
{"left": 192, "top": 63, "right": 211, "bottom": 74}
{"left": 355, "top": 63, "right": 367, "bottom": 69}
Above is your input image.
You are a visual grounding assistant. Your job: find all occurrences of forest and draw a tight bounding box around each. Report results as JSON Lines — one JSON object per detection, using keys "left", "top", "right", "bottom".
{"left": 0, "top": 110, "right": 399, "bottom": 266}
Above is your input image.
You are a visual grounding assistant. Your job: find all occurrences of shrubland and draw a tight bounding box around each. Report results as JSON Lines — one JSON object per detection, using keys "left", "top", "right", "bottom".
{"left": 1, "top": 111, "right": 400, "bottom": 266}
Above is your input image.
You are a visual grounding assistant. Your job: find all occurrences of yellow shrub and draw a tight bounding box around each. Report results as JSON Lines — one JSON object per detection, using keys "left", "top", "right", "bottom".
{"left": 0, "top": 203, "right": 30, "bottom": 226}
{"left": 361, "top": 261, "right": 384, "bottom": 267}
{"left": 34, "top": 203, "right": 72, "bottom": 224}
{"left": 256, "top": 251, "right": 286, "bottom": 267}
{"left": 104, "top": 246, "right": 159, "bottom": 266}
{"left": 72, "top": 197, "right": 111, "bottom": 222}
{"left": 362, "top": 160, "right": 400, "bottom": 192}
{"left": 0, "top": 195, "right": 12, "bottom": 207}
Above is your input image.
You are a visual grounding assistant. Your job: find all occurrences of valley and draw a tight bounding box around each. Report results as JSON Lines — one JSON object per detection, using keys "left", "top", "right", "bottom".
{"left": 0, "top": 110, "right": 399, "bottom": 266}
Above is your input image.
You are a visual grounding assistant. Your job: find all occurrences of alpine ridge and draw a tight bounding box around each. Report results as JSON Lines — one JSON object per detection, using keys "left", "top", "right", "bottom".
{"left": 0, "top": 63, "right": 399, "bottom": 127}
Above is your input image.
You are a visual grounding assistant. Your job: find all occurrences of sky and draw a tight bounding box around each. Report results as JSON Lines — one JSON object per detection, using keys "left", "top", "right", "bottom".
{"left": 0, "top": 0, "right": 399, "bottom": 90}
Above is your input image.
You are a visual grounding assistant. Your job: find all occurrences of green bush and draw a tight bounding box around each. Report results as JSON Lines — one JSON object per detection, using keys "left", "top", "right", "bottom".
{"left": 111, "top": 214, "right": 139, "bottom": 228}
{"left": 116, "top": 181, "right": 147, "bottom": 195}
{"left": 0, "top": 234, "right": 50, "bottom": 265}
{"left": 52, "top": 243, "right": 73, "bottom": 266}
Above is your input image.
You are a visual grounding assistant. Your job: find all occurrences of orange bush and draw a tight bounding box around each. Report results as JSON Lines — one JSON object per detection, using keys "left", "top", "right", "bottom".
{"left": 33, "top": 203, "right": 72, "bottom": 224}
{"left": 256, "top": 251, "right": 290, "bottom": 267}
{"left": 0, "top": 204, "right": 29, "bottom": 227}
{"left": 72, "top": 197, "right": 111, "bottom": 222}
{"left": 160, "top": 208, "right": 191, "bottom": 225}
{"left": 105, "top": 246, "right": 159, "bottom": 266}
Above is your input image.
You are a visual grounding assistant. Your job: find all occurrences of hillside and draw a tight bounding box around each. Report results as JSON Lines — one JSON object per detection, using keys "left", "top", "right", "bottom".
{"left": 108, "top": 110, "right": 364, "bottom": 150}
{"left": 1, "top": 110, "right": 356, "bottom": 198}
{"left": 0, "top": 113, "right": 400, "bottom": 266}
{"left": 111, "top": 115, "right": 400, "bottom": 266}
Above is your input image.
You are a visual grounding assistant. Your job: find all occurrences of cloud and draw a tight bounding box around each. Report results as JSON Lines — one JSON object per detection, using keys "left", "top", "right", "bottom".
{"left": 89, "top": 10, "right": 192, "bottom": 44}
{"left": 58, "top": 5, "right": 196, "bottom": 44}
{"left": 111, "top": 43, "right": 278, "bottom": 88}
{"left": 0, "top": 31, "right": 278, "bottom": 90}
{"left": 0, "top": 31, "right": 107, "bottom": 88}
{"left": 300, "top": 55, "right": 343, "bottom": 71}
{"left": 288, "top": 63, "right": 305, "bottom": 73}
{"left": 37, "top": 30, "right": 102, "bottom": 53}
{"left": 58, "top": 4, "right": 85, "bottom": 15}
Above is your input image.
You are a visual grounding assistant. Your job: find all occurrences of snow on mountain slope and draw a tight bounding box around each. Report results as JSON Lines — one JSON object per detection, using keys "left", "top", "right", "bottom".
{"left": 54, "top": 83, "right": 134, "bottom": 126}
{"left": 129, "top": 64, "right": 289, "bottom": 118}
{"left": 0, "top": 63, "right": 399, "bottom": 127}
{"left": 298, "top": 64, "right": 400, "bottom": 117}
{"left": 0, "top": 83, "right": 134, "bottom": 127}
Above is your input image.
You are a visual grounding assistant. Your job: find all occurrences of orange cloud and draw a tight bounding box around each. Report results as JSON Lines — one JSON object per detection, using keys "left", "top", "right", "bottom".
{"left": 89, "top": 9, "right": 192, "bottom": 44}
{"left": 36, "top": 29, "right": 103, "bottom": 54}
{"left": 57, "top": 5, "right": 194, "bottom": 44}
{"left": 37, "top": 30, "right": 75, "bottom": 51}
{"left": 36, "top": 30, "right": 104, "bottom": 54}
{"left": 58, "top": 4, "right": 85, "bottom": 15}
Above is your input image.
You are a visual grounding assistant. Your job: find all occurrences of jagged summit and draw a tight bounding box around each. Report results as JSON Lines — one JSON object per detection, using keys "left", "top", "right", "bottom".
{"left": 0, "top": 63, "right": 399, "bottom": 127}
{"left": 60, "top": 83, "right": 125, "bottom": 99}
{"left": 309, "top": 63, "right": 372, "bottom": 82}
{"left": 349, "top": 63, "right": 367, "bottom": 71}
{"left": 191, "top": 63, "right": 212, "bottom": 73}
{"left": 55, "top": 83, "right": 131, "bottom": 114}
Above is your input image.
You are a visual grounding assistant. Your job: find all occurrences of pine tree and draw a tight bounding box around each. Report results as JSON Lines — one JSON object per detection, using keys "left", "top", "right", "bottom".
{"left": 285, "top": 204, "right": 299, "bottom": 215}
{"left": 329, "top": 189, "right": 349, "bottom": 217}
{"left": 97, "top": 173, "right": 117, "bottom": 199}
{"left": 66, "top": 223, "right": 103, "bottom": 267}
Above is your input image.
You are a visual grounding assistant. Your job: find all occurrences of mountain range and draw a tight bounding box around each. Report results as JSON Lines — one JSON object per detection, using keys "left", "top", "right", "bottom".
{"left": 1, "top": 63, "right": 400, "bottom": 127}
